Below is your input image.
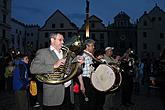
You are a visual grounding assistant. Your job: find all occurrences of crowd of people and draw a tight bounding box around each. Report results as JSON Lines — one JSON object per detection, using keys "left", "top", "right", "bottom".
{"left": 0, "top": 32, "right": 165, "bottom": 110}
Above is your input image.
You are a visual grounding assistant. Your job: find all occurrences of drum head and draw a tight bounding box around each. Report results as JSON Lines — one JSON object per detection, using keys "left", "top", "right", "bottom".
{"left": 91, "top": 64, "right": 115, "bottom": 92}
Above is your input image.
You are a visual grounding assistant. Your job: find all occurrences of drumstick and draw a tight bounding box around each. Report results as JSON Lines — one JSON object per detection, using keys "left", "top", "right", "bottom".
{"left": 82, "top": 93, "right": 89, "bottom": 102}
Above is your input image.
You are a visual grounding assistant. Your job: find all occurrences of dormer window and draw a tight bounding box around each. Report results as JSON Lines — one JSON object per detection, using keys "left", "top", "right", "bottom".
{"left": 52, "top": 24, "right": 55, "bottom": 28}
{"left": 143, "top": 20, "right": 147, "bottom": 26}
{"left": 152, "top": 17, "right": 156, "bottom": 22}
{"left": 158, "top": 17, "right": 162, "bottom": 21}
{"left": 91, "top": 23, "right": 95, "bottom": 28}
{"left": 60, "top": 23, "right": 64, "bottom": 28}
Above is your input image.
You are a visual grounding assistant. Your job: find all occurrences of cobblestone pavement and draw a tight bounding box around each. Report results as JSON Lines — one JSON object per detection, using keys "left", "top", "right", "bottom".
{"left": 0, "top": 85, "right": 164, "bottom": 110}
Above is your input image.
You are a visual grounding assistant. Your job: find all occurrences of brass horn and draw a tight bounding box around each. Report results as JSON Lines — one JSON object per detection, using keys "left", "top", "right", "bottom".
{"left": 36, "top": 35, "right": 82, "bottom": 84}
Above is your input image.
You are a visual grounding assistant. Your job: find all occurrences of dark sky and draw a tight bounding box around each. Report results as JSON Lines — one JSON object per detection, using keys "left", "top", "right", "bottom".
{"left": 12, "top": 0, "right": 165, "bottom": 27}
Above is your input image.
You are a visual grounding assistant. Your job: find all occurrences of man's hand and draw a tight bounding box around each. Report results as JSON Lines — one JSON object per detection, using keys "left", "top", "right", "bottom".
{"left": 54, "top": 58, "right": 66, "bottom": 68}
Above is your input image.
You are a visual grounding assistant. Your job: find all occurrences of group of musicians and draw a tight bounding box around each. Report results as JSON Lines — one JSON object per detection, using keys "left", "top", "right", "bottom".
{"left": 74, "top": 39, "right": 137, "bottom": 110}
{"left": 30, "top": 33, "right": 137, "bottom": 110}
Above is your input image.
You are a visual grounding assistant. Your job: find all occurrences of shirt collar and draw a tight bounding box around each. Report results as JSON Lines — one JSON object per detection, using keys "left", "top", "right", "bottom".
{"left": 50, "top": 45, "right": 63, "bottom": 59}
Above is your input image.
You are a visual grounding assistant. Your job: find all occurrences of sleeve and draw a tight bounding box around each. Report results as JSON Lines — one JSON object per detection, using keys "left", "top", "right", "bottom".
{"left": 30, "top": 49, "right": 54, "bottom": 74}
{"left": 18, "top": 64, "right": 27, "bottom": 84}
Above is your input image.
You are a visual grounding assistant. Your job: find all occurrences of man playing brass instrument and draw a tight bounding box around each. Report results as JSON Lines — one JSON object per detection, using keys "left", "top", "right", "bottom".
{"left": 30, "top": 33, "right": 84, "bottom": 110}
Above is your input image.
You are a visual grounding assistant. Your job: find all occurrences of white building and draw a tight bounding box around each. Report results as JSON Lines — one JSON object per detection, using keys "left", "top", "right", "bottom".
{"left": 137, "top": 4, "right": 165, "bottom": 58}
{"left": 11, "top": 18, "right": 39, "bottom": 55}
{"left": 0, "top": 0, "right": 11, "bottom": 56}
{"left": 38, "top": 9, "right": 78, "bottom": 48}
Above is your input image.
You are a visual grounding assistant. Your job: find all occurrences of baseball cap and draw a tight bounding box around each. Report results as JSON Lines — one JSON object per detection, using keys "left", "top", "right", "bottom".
{"left": 105, "top": 47, "right": 114, "bottom": 51}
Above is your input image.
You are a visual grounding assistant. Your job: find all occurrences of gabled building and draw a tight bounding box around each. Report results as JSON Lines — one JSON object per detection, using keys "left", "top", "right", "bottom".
{"left": 107, "top": 11, "right": 137, "bottom": 55}
{"left": 79, "top": 15, "right": 108, "bottom": 51}
{"left": 0, "top": 0, "right": 11, "bottom": 56}
{"left": 38, "top": 9, "right": 78, "bottom": 48}
{"left": 137, "top": 4, "right": 165, "bottom": 58}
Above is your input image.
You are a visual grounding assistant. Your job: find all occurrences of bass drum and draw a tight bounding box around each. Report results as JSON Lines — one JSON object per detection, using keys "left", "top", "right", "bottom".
{"left": 91, "top": 64, "right": 122, "bottom": 92}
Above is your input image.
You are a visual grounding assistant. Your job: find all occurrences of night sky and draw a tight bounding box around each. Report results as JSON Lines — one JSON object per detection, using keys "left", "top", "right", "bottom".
{"left": 12, "top": 0, "right": 165, "bottom": 27}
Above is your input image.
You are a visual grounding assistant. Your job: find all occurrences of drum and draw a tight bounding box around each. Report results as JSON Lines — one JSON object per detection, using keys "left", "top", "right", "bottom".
{"left": 91, "top": 64, "right": 122, "bottom": 92}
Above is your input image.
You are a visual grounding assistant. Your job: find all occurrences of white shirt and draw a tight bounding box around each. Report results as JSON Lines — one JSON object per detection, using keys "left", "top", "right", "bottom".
{"left": 50, "top": 45, "right": 71, "bottom": 87}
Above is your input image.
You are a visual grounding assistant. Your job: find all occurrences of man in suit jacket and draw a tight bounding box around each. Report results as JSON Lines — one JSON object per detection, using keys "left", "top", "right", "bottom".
{"left": 30, "top": 33, "right": 84, "bottom": 110}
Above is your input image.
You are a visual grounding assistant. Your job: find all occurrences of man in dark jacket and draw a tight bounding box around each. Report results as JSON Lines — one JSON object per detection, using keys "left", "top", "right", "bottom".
{"left": 13, "top": 54, "right": 29, "bottom": 110}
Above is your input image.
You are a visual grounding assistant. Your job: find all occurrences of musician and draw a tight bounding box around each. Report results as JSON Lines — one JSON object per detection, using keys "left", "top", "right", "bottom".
{"left": 103, "top": 47, "right": 117, "bottom": 64}
{"left": 103, "top": 47, "right": 119, "bottom": 110}
{"left": 78, "top": 39, "right": 99, "bottom": 110}
{"left": 30, "top": 33, "right": 84, "bottom": 110}
{"left": 120, "top": 48, "right": 136, "bottom": 107}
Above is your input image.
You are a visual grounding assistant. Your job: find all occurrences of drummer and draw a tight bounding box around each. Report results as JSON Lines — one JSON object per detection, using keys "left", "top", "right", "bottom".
{"left": 103, "top": 47, "right": 119, "bottom": 110}
{"left": 78, "top": 39, "right": 98, "bottom": 110}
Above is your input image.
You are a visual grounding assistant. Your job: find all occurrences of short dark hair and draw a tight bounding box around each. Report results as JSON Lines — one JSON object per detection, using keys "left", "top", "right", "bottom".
{"left": 49, "top": 32, "right": 63, "bottom": 39}
{"left": 84, "top": 39, "right": 95, "bottom": 46}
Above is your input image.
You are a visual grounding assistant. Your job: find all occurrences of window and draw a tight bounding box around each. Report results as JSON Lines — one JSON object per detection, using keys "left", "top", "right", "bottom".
{"left": 60, "top": 23, "right": 64, "bottom": 28}
{"left": 17, "top": 35, "right": 20, "bottom": 48}
{"left": 160, "top": 33, "right": 164, "bottom": 38}
{"left": 19, "top": 31, "right": 22, "bottom": 35}
{"left": 143, "top": 20, "right": 147, "bottom": 26}
{"left": 91, "top": 23, "right": 95, "bottom": 28}
{"left": 152, "top": 17, "right": 156, "bottom": 22}
{"left": 91, "top": 33, "right": 95, "bottom": 40}
{"left": 129, "top": 42, "right": 133, "bottom": 48}
{"left": 143, "top": 43, "right": 147, "bottom": 49}
{"left": 68, "top": 32, "right": 72, "bottom": 38}
{"left": 52, "top": 24, "right": 55, "bottom": 28}
{"left": 100, "top": 33, "right": 104, "bottom": 40}
{"left": 16, "top": 29, "right": 18, "bottom": 33}
{"left": 27, "top": 33, "right": 29, "bottom": 36}
{"left": 158, "top": 17, "right": 162, "bottom": 21}
{"left": 157, "top": 44, "right": 161, "bottom": 50}
{"left": 62, "top": 32, "right": 65, "bottom": 38}
{"left": 100, "top": 43, "right": 104, "bottom": 50}
{"left": 31, "top": 33, "right": 33, "bottom": 36}
{"left": 3, "top": 14, "right": 6, "bottom": 23}
{"left": 12, "top": 37, "right": 14, "bottom": 45}
{"left": 45, "top": 42, "right": 49, "bottom": 48}
{"left": 3, "top": 0, "right": 7, "bottom": 9}
{"left": 2, "top": 29, "right": 6, "bottom": 38}
{"left": 120, "top": 41, "right": 125, "bottom": 48}
{"left": 30, "top": 42, "right": 33, "bottom": 47}
{"left": 143, "top": 32, "right": 147, "bottom": 38}
{"left": 45, "top": 32, "right": 49, "bottom": 38}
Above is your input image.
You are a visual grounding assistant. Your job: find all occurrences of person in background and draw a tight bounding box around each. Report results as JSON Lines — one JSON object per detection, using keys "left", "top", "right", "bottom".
{"left": 120, "top": 48, "right": 136, "bottom": 107}
{"left": 13, "top": 54, "right": 30, "bottom": 110}
{"left": 159, "top": 46, "right": 165, "bottom": 110}
{"left": 4, "top": 60, "right": 14, "bottom": 93}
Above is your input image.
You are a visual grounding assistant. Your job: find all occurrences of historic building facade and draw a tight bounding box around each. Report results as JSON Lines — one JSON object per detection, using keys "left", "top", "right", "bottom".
{"left": 107, "top": 11, "right": 137, "bottom": 55}
{"left": 79, "top": 15, "right": 108, "bottom": 51}
{"left": 137, "top": 4, "right": 165, "bottom": 58}
{"left": 2, "top": 3, "right": 164, "bottom": 59}
{"left": 38, "top": 10, "right": 78, "bottom": 49}
{"left": 0, "top": 0, "right": 11, "bottom": 56}
{"left": 11, "top": 18, "right": 39, "bottom": 55}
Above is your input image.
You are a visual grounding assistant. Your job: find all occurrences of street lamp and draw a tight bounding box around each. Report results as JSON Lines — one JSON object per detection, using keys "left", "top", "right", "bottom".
{"left": 85, "top": 0, "right": 90, "bottom": 38}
